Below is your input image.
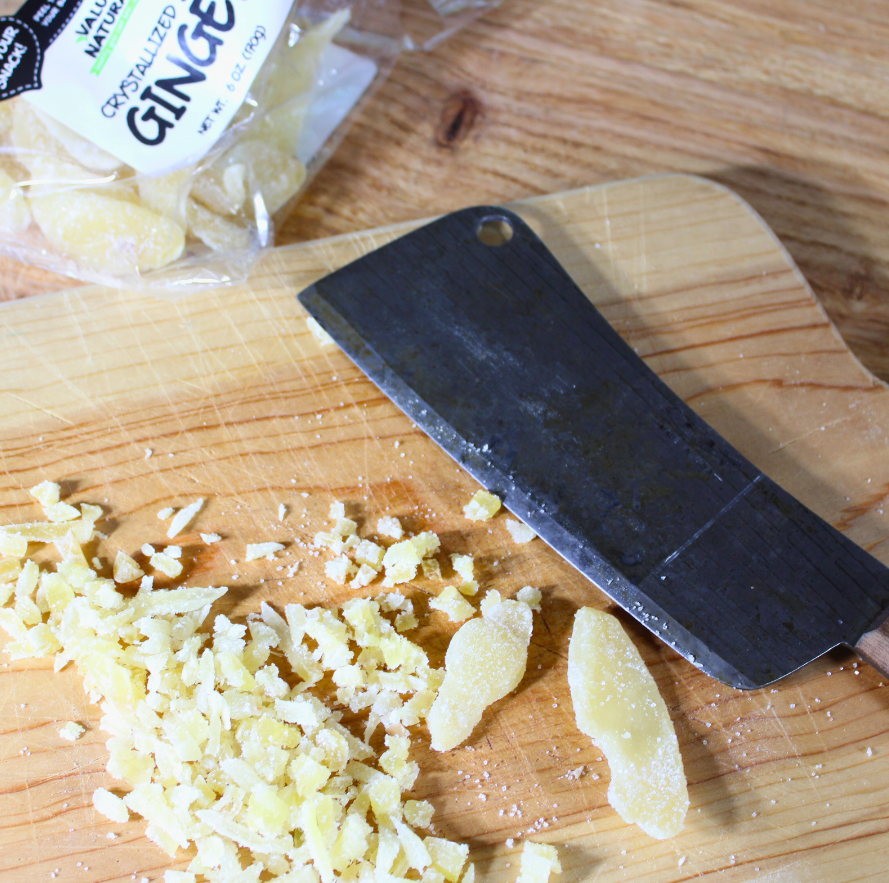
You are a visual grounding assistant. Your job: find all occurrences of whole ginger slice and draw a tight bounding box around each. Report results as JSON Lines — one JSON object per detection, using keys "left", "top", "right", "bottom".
{"left": 567, "top": 607, "right": 688, "bottom": 839}
{"left": 427, "top": 598, "right": 532, "bottom": 751}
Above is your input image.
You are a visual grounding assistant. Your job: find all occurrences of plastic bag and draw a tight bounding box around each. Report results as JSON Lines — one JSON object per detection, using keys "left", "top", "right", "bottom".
{"left": 402, "top": 0, "right": 503, "bottom": 51}
{"left": 0, "top": 0, "right": 404, "bottom": 293}
{"left": 0, "top": 0, "right": 498, "bottom": 294}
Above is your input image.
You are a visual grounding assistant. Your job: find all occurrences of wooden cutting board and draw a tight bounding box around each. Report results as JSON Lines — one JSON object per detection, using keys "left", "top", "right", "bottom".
{"left": 0, "top": 174, "right": 888, "bottom": 883}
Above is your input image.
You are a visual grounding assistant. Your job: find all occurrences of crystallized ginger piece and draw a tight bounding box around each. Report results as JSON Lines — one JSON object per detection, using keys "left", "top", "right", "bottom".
{"left": 29, "top": 481, "right": 60, "bottom": 508}
{"left": 231, "top": 139, "right": 306, "bottom": 216}
{"left": 463, "top": 490, "right": 501, "bottom": 521}
{"left": 382, "top": 539, "right": 423, "bottom": 585}
{"left": 138, "top": 166, "right": 192, "bottom": 228}
{"left": 354, "top": 539, "right": 384, "bottom": 568}
{"left": 44, "top": 501, "right": 79, "bottom": 522}
{"left": 112, "top": 550, "right": 144, "bottom": 584}
{"left": 377, "top": 515, "right": 404, "bottom": 539}
{"left": 424, "top": 837, "right": 469, "bottom": 883}
{"left": 427, "top": 599, "right": 532, "bottom": 751}
{"left": 516, "top": 586, "right": 542, "bottom": 612}
{"left": 0, "top": 533, "right": 28, "bottom": 558}
{"left": 167, "top": 499, "right": 203, "bottom": 539}
{"left": 325, "top": 555, "right": 357, "bottom": 585}
{"left": 307, "top": 316, "right": 335, "bottom": 347}
{"left": 58, "top": 721, "right": 85, "bottom": 741}
{"left": 11, "top": 100, "right": 102, "bottom": 185}
{"left": 186, "top": 199, "right": 252, "bottom": 252}
{"left": 245, "top": 542, "right": 285, "bottom": 562}
{"left": 29, "top": 190, "right": 185, "bottom": 275}
{"left": 350, "top": 563, "right": 379, "bottom": 589}
{"left": 506, "top": 518, "right": 537, "bottom": 544}
{"left": 429, "top": 586, "right": 474, "bottom": 623}
{"left": 567, "top": 607, "right": 688, "bottom": 839}
{"left": 149, "top": 552, "right": 183, "bottom": 579}
{"left": 518, "top": 842, "right": 561, "bottom": 883}
{"left": 191, "top": 160, "right": 247, "bottom": 216}
{"left": 93, "top": 787, "right": 130, "bottom": 824}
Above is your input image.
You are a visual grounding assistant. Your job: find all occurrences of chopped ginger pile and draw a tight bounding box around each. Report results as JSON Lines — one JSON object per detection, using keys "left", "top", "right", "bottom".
{"left": 0, "top": 484, "right": 474, "bottom": 883}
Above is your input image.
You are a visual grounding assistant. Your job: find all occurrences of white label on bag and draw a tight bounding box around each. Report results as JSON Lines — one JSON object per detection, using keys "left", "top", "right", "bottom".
{"left": 24, "top": 1, "right": 293, "bottom": 174}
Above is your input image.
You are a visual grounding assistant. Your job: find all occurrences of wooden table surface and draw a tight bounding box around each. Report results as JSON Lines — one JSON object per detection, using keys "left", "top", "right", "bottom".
{"left": 4, "top": 1, "right": 889, "bottom": 388}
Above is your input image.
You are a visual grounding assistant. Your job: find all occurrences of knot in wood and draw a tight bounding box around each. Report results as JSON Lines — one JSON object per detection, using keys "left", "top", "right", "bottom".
{"left": 436, "top": 90, "right": 482, "bottom": 148}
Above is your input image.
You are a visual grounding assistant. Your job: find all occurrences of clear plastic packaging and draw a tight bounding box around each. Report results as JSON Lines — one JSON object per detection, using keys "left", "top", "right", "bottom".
{"left": 0, "top": 0, "right": 498, "bottom": 294}
{"left": 402, "top": 0, "right": 503, "bottom": 51}
{"left": 0, "top": 1, "right": 403, "bottom": 293}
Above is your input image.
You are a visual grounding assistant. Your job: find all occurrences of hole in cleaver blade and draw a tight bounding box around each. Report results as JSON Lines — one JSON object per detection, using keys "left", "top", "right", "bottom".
{"left": 297, "top": 205, "right": 889, "bottom": 690}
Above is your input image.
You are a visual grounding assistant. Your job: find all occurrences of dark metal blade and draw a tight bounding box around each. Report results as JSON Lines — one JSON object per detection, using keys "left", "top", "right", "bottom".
{"left": 297, "top": 206, "right": 889, "bottom": 689}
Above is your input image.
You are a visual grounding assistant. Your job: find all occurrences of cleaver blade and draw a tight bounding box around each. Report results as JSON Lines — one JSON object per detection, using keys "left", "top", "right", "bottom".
{"left": 297, "top": 206, "right": 889, "bottom": 690}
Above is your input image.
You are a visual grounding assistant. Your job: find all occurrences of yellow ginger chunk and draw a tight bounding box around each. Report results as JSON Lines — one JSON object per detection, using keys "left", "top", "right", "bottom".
{"left": 331, "top": 811, "right": 372, "bottom": 871}
{"left": 245, "top": 542, "right": 285, "bottom": 562}
{"left": 29, "top": 191, "right": 185, "bottom": 275}
{"left": 186, "top": 198, "right": 252, "bottom": 252}
{"left": 150, "top": 552, "right": 183, "bottom": 579}
{"left": 411, "top": 532, "right": 441, "bottom": 559}
{"left": 307, "top": 316, "right": 335, "bottom": 346}
{"left": 37, "top": 109, "right": 122, "bottom": 173}
{"left": 377, "top": 516, "right": 404, "bottom": 539}
{"left": 93, "top": 787, "right": 130, "bottom": 824}
{"left": 354, "top": 539, "right": 384, "bottom": 568}
{"left": 405, "top": 799, "right": 435, "bottom": 829}
{"left": 113, "top": 551, "right": 144, "bottom": 584}
{"left": 427, "top": 599, "right": 532, "bottom": 751}
{"left": 58, "top": 721, "right": 85, "bottom": 741}
{"left": 44, "top": 501, "right": 80, "bottom": 522}
{"left": 425, "top": 837, "right": 469, "bottom": 883}
{"left": 230, "top": 139, "right": 306, "bottom": 216}
{"left": 350, "top": 563, "right": 379, "bottom": 589}
{"left": 191, "top": 160, "right": 247, "bottom": 215}
{"left": 0, "top": 534, "right": 27, "bottom": 558}
{"left": 167, "top": 499, "right": 203, "bottom": 539}
{"left": 463, "top": 490, "right": 501, "bottom": 521}
{"left": 450, "top": 553, "right": 477, "bottom": 595}
{"left": 29, "top": 481, "right": 60, "bottom": 508}
{"left": 518, "top": 842, "right": 561, "bottom": 883}
{"left": 567, "top": 607, "right": 688, "bottom": 839}
{"left": 450, "top": 554, "right": 474, "bottom": 582}
{"left": 506, "top": 518, "right": 537, "bottom": 544}
{"left": 429, "top": 586, "right": 475, "bottom": 623}
{"left": 137, "top": 165, "right": 191, "bottom": 228}
{"left": 516, "top": 586, "right": 542, "bottom": 612}
{"left": 0, "top": 559, "right": 21, "bottom": 592}
{"left": 382, "top": 539, "right": 423, "bottom": 585}
{"left": 325, "top": 555, "right": 357, "bottom": 585}
{"left": 422, "top": 557, "right": 443, "bottom": 580}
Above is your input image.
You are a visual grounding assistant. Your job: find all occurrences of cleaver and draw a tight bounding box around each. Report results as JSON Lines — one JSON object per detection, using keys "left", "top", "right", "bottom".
{"left": 298, "top": 206, "right": 889, "bottom": 690}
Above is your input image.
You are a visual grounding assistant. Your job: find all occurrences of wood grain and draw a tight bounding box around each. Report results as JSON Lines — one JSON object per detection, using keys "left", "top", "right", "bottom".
{"left": 0, "top": 176, "right": 888, "bottom": 882}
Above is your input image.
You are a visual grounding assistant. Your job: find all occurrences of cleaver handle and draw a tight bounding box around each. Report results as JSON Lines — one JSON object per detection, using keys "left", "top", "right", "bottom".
{"left": 855, "top": 614, "right": 889, "bottom": 678}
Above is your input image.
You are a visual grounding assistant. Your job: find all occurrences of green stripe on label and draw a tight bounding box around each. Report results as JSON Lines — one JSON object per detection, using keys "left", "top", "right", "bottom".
{"left": 90, "top": 0, "right": 140, "bottom": 75}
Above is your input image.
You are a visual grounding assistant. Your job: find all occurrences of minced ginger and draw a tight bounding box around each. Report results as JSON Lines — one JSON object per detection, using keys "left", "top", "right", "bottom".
{"left": 567, "top": 608, "right": 688, "bottom": 839}
{"left": 0, "top": 483, "right": 473, "bottom": 883}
